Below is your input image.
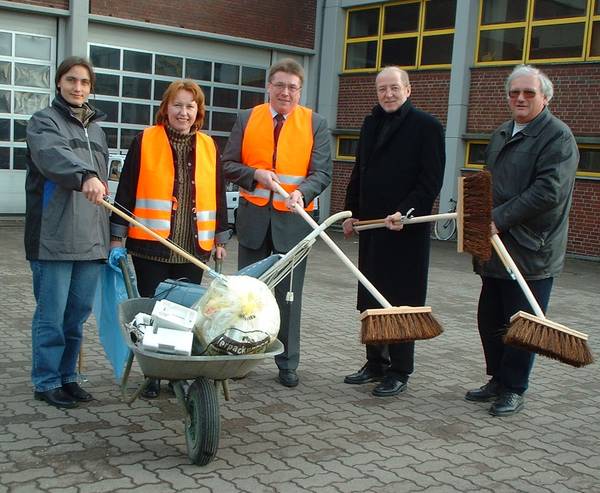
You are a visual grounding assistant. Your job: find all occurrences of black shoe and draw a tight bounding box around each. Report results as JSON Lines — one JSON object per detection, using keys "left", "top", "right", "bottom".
{"left": 344, "top": 364, "right": 385, "bottom": 385}
{"left": 34, "top": 388, "right": 79, "bottom": 409}
{"left": 489, "top": 392, "right": 524, "bottom": 416}
{"left": 142, "top": 378, "right": 161, "bottom": 398}
{"left": 465, "top": 379, "right": 501, "bottom": 402}
{"left": 278, "top": 369, "right": 299, "bottom": 388}
{"left": 62, "top": 382, "right": 93, "bottom": 402}
{"left": 372, "top": 375, "right": 407, "bottom": 397}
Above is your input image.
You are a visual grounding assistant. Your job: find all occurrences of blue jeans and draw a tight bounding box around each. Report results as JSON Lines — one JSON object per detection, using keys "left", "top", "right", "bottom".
{"left": 30, "top": 260, "right": 102, "bottom": 392}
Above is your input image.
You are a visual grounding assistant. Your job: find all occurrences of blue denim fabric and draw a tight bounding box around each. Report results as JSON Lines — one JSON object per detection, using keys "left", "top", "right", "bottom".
{"left": 30, "top": 260, "right": 102, "bottom": 392}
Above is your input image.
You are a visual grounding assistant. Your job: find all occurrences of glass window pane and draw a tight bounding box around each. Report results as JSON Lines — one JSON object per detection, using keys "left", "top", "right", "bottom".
{"left": 201, "top": 86, "right": 212, "bottom": 105}
{"left": 381, "top": 37, "right": 418, "bottom": 67}
{"left": 90, "top": 45, "right": 120, "bottom": 70}
{"left": 578, "top": 148, "right": 600, "bottom": 173}
{"left": 590, "top": 21, "right": 600, "bottom": 56}
{"left": 0, "top": 118, "right": 9, "bottom": 140}
{"left": 468, "top": 143, "right": 487, "bottom": 165}
{"left": 533, "top": 0, "right": 586, "bottom": 20}
{"left": 120, "top": 128, "right": 139, "bottom": 150}
{"left": 14, "top": 91, "right": 48, "bottom": 114}
{"left": 213, "top": 87, "right": 238, "bottom": 108}
{"left": 424, "top": 0, "right": 456, "bottom": 30}
{"left": 0, "top": 90, "right": 10, "bottom": 113}
{"left": 155, "top": 54, "right": 183, "bottom": 77}
{"left": 384, "top": 3, "right": 420, "bottom": 34}
{"left": 186, "top": 59, "right": 211, "bottom": 81}
{"left": 0, "top": 32, "right": 11, "bottom": 56}
{"left": 240, "top": 90, "right": 264, "bottom": 109}
{"left": 0, "top": 147, "right": 9, "bottom": 169}
{"left": 345, "top": 41, "right": 377, "bottom": 69}
{"left": 15, "top": 34, "right": 50, "bottom": 60}
{"left": 102, "top": 126, "right": 118, "bottom": 149}
{"left": 529, "top": 23, "right": 584, "bottom": 59}
{"left": 13, "top": 147, "right": 27, "bottom": 170}
{"left": 13, "top": 119, "right": 27, "bottom": 141}
{"left": 348, "top": 8, "right": 379, "bottom": 38}
{"left": 201, "top": 110, "right": 209, "bottom": 130}
{"left": 338, "top": 138, "right": 358, "bottom": 157}
{"left": 95, "top": 73, "right": 119, "bottom": 96}
{"left": 211, "top": 111, "right": 237, "bottom": 132}
{"left": 154, "top": 80, "right": 171, "bottom": 101}
{"left": 214, "top": 63, "right": 239, "bottom": 84}
{"left": 478, "top": 27, "right": 524, "bottom": 62}
{"left": 421, "top": 34, "right": 454, "bottom": 65}
{"left": 121, "top": 102, "right": 150, "bottom": 124}
{"left": 242, "top": 66, "right": 266, "bottom": 88}
{"left": 481, "top": 0, "right": 527, "bottom": 24}
{"left": 123, "top": 76, "right": 151, "bottom": 99}
{"left": 92, "top": 99, "right": 118, "bottom": 123}
{"left": 0, "top": 61, "right": 10, "bottom": 85}
{"left": 15, "top": 63, "right": 50, "bottom": 88}
{"left": 123, "top": 50, "right": 152, "bottom": 74}
{"left": 597, "top": 1, "right": 600, "bottom": 14}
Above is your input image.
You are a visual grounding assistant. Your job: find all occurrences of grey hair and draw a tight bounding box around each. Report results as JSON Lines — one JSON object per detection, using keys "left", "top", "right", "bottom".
{"left": 376, "top": 66, "right": 410, "bottom": 87}
{"left": 505, "top": 64, "right": 553, "bottom": 101}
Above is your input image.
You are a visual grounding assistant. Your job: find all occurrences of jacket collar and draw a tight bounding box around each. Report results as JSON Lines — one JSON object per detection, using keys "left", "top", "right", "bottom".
{"left": 501, "top": 107, "right": 551, "bottom": 139}
{"left": 52, "top": 93, "right": 106, "bottom": 125}
{"left": 368, "top": 99, "right": 412, "bottom": 152}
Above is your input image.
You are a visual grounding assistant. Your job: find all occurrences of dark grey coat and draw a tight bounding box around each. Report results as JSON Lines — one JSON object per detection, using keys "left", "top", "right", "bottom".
{"left": 345, "top": 100, "right": 445, "bottom": 311}
{"left": 25, "top": 95, "right": 109, "bottom": 261}
{"left": 475, "top": 108, "right": 578, "bottom": 280}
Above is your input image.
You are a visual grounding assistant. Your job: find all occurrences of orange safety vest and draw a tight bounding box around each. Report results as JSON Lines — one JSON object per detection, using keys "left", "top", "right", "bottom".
{"left": 128, "top": 125, "right": 217, "bottom": 251}
{"left": 240, "top": 103, "right": 314, "bottom": 212}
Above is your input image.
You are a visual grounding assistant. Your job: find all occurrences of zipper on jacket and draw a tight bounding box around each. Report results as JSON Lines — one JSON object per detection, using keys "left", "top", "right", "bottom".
{"left": 83, "top": 126, "right": 95, "bottom": 170}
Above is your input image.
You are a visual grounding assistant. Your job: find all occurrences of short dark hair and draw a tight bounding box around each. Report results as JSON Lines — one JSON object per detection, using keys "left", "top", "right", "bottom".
{"left": 155, "top": 80, "right": 206, "bottom": 131}
{"left": 268, "top": 58, "right": 304, "bottom": 87}
{"left": 55, "top": 56, "right": 96, "bottom": 92}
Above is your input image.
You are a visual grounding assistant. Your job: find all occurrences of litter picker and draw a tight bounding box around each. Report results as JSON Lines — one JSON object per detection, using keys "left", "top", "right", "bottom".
{"left": 272, "top": 183, "right": 442, "bottom": 344}
{"left": 491, "top": 234, "right": 594, "bottom": 368}
{"left": 353, "top": 170, "right": 493, "bottom": 262}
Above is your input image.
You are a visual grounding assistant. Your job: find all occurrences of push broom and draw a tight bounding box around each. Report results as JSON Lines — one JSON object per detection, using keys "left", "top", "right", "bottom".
{"left": 272, "top": 183, "right": 442, "bottom": 344}
{"left": 491, "top": 234, "right": 594, "bottom": 368}
{"left": 352, "top": 170, "right": 493, "bottom": 262}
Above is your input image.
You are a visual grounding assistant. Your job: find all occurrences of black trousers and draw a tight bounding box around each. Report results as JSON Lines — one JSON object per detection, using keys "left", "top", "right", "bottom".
{"left": 365, "top": 342, "right": 414, "bottom": 382}
{"left": 131, "top": 256, "right": 204, "bottom": 298}
{"left": 477, "top": 275, "right": 553, "bottom": 394}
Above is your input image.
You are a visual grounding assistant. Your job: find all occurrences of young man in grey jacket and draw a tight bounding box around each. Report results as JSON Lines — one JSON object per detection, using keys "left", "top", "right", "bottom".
{"left": 25, "top": 57, "right": 109, "bottom": 409}
{"left": 465, "top": 65, "right": 578, "bottom": 416}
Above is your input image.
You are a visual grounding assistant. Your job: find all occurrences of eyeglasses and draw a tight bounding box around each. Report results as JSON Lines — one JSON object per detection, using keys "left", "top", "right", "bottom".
{"left": 271, "top": 82, "right": 302, "bottom": 94}
{"left": 508, "top": 89, "right": 537, "bottom": 99}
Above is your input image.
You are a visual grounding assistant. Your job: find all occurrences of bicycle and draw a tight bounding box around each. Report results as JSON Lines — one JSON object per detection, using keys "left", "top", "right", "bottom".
{"left": 432, "top": 197, "right": 457, "bottom": 241}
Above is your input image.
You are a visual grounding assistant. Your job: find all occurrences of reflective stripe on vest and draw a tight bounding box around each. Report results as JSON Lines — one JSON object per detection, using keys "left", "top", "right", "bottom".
{"left": 129, "top": 125, "right": 218, "bottom": 251}
{"left": 240, "top": 103, "right": 314, "bottom": 212}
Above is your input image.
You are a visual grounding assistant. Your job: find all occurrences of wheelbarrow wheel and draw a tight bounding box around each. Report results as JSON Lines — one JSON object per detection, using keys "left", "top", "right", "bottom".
{"left": 185, "top": 377, "right": 220, "bottom": 465}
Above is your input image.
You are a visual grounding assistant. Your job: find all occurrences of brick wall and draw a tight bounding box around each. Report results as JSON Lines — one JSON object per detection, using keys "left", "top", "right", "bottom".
{"left": 331, "top": 161, "right": 353, "bottom": 213}
{"left": 90, "top": 0, "right": 316, "bottom": 49}
{"left": 4, "top": 0, "right": 68, "bottom": 8}
{"left": 467, "top": 64, "right": 600, "bottom": 134}
{"left": 568, "top": 180, "right": 600, "bottom": 258}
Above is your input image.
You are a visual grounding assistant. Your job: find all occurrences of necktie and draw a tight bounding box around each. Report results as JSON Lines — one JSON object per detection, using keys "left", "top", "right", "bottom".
{"left": 273, "top": 113, "right": 284, "bottom": 165}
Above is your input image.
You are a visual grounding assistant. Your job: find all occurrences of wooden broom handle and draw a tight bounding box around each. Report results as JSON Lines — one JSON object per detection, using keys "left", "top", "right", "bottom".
{"left": 353, "top": 213, "right": 458, "bottom": 232}
{"left": 490, "top": 234, "right": 545, "bottom": 319}
{"left": 272, "top": 183, "right": 392, "bottom": 308}
{"left": 102, "top": 199, "right": 219, "bottom": 278}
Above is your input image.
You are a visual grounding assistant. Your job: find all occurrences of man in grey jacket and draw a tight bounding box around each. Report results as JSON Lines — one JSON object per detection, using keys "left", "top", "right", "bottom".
{"left": 465, "top": 65, "right": 578, "bottom": 416}
{"left": 25, "top": 57, "right": 109, "bottom": 409}
{"left": 222, "top": 58, "right": 331, "bottom": 387}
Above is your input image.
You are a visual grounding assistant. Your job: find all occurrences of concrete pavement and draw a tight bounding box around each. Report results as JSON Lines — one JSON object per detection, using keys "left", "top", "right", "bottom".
{"left": 0, "top": 221, "right": 599, "bottom": 492}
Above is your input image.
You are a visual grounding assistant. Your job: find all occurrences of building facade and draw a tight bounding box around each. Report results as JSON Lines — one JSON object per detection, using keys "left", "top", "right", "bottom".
{"left": 1, "top": 0, "right": 599, "bottom": 258}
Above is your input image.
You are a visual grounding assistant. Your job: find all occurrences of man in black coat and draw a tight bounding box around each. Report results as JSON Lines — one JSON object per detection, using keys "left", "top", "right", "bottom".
{"left": 342, "top": 66, "right": 445, "bottom": 397}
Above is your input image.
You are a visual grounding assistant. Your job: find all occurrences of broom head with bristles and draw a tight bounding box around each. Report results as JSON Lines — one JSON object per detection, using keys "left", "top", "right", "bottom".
{"left": 504, "top": 311, "right": 594, "bottom": 368}
{"left": 457, "top": 170, "right": 493, "bottom": 262}
{"left": 360, "top": 306, "right": 443, "bottom": 344}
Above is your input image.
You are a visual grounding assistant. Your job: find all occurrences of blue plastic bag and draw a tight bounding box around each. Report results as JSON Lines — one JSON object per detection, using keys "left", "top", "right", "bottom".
{"left": 93, "top": 249, "right": 131, "bottom": 381}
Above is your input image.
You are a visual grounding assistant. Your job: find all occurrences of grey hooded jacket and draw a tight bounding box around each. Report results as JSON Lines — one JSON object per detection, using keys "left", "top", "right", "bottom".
{"left": 25, "top": 95, "right": 110, "bottom": 261}
{"left": 475, "top": 108, "right": 578, "bottom": 280}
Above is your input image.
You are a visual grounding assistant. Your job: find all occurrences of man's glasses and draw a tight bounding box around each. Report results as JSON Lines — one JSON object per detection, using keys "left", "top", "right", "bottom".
{"left": 271, "top": 82, "right": 302, "bottom": 94}
{"left": 508, "top": 89, "right": 537, "bottom": 99}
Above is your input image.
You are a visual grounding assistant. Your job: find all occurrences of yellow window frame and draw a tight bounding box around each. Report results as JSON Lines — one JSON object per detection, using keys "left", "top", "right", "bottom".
{"left": 465, "top": 140, "right": 488, "bottom": 169}
{"left": 336, "top": 135, "right": 359, "bottom": 161}
{"left": 587, "top": 0, "right": 600, "bottom": 60}
{"left": 577, "top": 144, "right": 600, "bottom": 178}
{"left": 476, "top": 0, "right": 598, "bottom": 66}
{"left": 343, "top": 0, "right": 455, "bottom": 73}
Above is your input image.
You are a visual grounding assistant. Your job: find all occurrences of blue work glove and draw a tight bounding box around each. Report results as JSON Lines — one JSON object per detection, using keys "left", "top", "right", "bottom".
{"left": 108, "top": 247, "right": 128, "bottom": 273}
